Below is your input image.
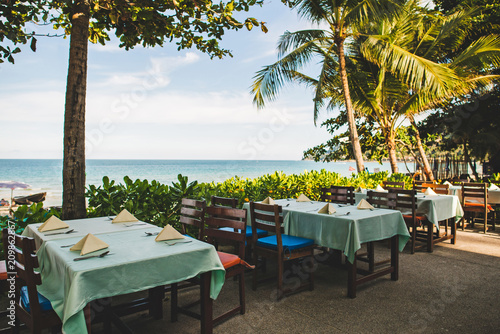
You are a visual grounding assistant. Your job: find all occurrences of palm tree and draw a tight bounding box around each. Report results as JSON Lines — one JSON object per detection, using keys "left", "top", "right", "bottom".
{"left": 252, "top": 0, "right": 397, "bottom": 173}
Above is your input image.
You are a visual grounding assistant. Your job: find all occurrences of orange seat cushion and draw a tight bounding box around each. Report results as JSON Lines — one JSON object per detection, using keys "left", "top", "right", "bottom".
{"left": 0, "top": 261, "right": 7, "bottom": 281}
{"left": 217, "top": 251, "right": 254, "bottom": 270}
{"left": 403, "top": 214, "right": 428, "bottom": 225}
{"left": 464, "top": 202, "right": 493, "bottom": 211}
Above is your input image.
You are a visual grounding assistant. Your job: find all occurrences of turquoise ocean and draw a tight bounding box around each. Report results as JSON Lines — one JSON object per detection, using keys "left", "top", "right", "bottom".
{"left": 0, "top": 159, "right": 414, "bottom": 207}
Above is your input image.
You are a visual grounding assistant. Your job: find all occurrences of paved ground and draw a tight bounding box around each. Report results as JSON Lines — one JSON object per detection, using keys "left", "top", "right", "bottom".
{"left": 2, "top": 228, "right": 500, "bottom": 333}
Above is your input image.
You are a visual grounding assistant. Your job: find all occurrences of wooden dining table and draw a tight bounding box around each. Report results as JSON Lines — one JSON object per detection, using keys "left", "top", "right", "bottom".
{"left": 244, "top": 199, "right": 410, "bottom": 298}
{"left": 23, "top": 218, "right": 225, "bottom": 334}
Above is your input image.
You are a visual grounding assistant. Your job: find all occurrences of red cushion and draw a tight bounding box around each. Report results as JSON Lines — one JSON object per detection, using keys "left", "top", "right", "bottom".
{"left": 217, "top": 251, "right": 254, "bottom": 270}
{"left": 0, "top": 261, "right": 7, "bottom": 281}
{"left": 402, "top": 214, "right": 427, "bottom": 223}
{"left": 464, "top": 202, "right": 493, "bottom": 211}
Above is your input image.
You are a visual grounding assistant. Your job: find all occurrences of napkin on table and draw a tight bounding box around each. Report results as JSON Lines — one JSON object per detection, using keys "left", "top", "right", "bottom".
{"left": 357, "top": 199, "right": 374, "bottom": 210}
{"left": 489, "top": 183, "right": 499, "bottom": 190}
{"left": 38, "top": 216, "right": 69, "bottom": 232}
{"left": 424, "top": 188, "right": 437, "bottom": 196}
{"left": 375, "top": 184, "right": 386, "bottom": 192}
{"left": 318, "top": 203, "right": 336, "bottom": 214}
{"left": 296, "top": 194, "right": 311, "bottom": 202}
{"left": 155, "top": 224, "right": 185, "bottom": 242}
{"left": 443, "top": 181, "right": 453, "bottom": 186}
{"left": 355, "top": 186, "right": 363, "bottom": 193}
{"left": 262, "top": 197, "right": 275, "bottom": 205}
{"left": 112, "top": 209, "right": 139, "bottom": 223}
{"left": 70, "top": 233, "right": 109, "bottom": 255}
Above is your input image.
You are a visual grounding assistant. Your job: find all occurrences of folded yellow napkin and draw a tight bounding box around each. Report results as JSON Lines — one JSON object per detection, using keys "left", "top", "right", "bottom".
{"left": 296, "top": 194, "right": 311, "bottom": 202}
{"left": 424, "top": 188, "right": 437, "bottom": 196}
{"left": 70, "top": 233, "right": 109, "bottom": 255}
{"left": 489, "top": 183, "right": 499, "bottom": 190}
{"left": 375, "top": 184, "right": 386, "bottom": 192}
{"left": 112, "top": 209, "right": 139, "bottom": 223}
{"left": 262, "top": 197, "right": 275, "bottom": 205}
{"left": 355, "top": 186, "right": 363, "bottom": 193}
{"left": 443, "top": 181, "right": 452, "bottom": 186}
{"left": 38, "top": 216, "right": 69, "bottom": 232}
{"left": 318, "top": 203, "right": 336, "bottom": 214}
{"left": 357, "top": 199, "right": 374, "bottom": 210}
{"left": 155, "top": 224, "right": 185, "bottom": 242}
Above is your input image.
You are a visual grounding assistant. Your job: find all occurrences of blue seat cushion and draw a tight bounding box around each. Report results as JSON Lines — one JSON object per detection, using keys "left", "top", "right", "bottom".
{"left": 257, "top": 234, "right": 314, "bottom": 251}
{"left": 220, "top": 226, "right": 268, "bottom": 238}
{"left": 20, "top": 286, "right": 53, "bottom": 313}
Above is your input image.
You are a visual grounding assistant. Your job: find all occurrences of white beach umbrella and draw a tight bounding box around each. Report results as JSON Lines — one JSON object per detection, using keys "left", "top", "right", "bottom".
{"left": 0, "top": 181, "right": 31, "bottom": 209}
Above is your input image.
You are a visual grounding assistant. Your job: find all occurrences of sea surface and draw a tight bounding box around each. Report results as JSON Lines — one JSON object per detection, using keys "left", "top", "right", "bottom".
{"left": 0, "top": 159, "right": 414, "bottom": 207}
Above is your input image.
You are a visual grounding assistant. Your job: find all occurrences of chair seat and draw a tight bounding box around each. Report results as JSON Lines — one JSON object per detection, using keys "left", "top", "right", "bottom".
{"left": 464, "top": 202, "right": 493, "bottom": 211}
{"left": 220, "top": 226, "right": 268, "bottom": 238}
{"left": 217, "top": 251, "right": 254, "bottom": 269}
{"left": 402, "top": 214, "right": 428, "bottom": 225}
{"left": 0, "top": 261, "right": 7, "bottom": 281}
{"left": 257, "top": 235, "right": 314, "bottom": 251}
{"left": 20, "top": 286, "right": 53, "bottom": 313}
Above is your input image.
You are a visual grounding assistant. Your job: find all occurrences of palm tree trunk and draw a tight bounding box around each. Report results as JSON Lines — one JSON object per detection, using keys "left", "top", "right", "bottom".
{"left": 337, "top": 39, "right": 365, "bottom": 173}
{"left": 409, "top": 115, "right": 434, "bottom": 181}
{"left": 386, "top": 132, "right": 399, "bottom": 173}
{"left": 62, "top": 1, "right": 90, "bottom": 220}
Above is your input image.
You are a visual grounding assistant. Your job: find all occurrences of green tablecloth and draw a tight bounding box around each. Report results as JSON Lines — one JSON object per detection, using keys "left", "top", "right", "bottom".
{"left": 34, "top": 226, "right": 225, "bottom": 334}
{"left": 355, "top": 191, "right": 464, "bottom": 229}
{"left": 23, "top": 217, "right": 151, "bottom": 248}
{"left": 243, "top": 199, "right": 410, "bottom": 264}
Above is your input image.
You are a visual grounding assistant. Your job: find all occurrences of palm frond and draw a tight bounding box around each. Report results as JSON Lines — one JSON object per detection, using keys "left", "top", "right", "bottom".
{"left": 277, "top": 29, "right": 329, "bottom": 58}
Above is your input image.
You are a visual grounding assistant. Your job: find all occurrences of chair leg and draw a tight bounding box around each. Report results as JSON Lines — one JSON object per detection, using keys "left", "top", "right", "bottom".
{"left": 308, "top": 255, "right": 314, "bottom": 291}
{"left": 411, "top": 224, "right": 416, "bottom": 254}
{"left": 252, "top": 252, "right": 258, "bottom": 291}
{"left": 277, "top": 260, "right": 284, "bottom": 301}
{"left": 170, "top": 283, "right": 178, "bottom": 322}
{"left": 427, "top": 223, "right": 433, "bottom": 253}
{"left": 239, "top": 273, "right": 245, "bottom": 315}
{"left": 451, "top": 218, "right": 457, "bottom": 245}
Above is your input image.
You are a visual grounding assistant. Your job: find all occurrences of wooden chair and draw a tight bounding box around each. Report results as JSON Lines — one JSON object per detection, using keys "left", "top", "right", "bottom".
{"left": 212, "top": 196, "right": 268, "bottom": 260}
{"left": 389, "top": 188, "right": 456, "bottom": 253}
{"left": 179, "top": 198, "right": 206, "bottom": 240}
{"left": 249, "top": 202, "right": 315, "bottom": 300}
{"left": 320, "top": 185, "right": 355, "bottom": 205}
{"left": 171, "top": 206, "right": 253, "bottom": 325}
{"left": 421, "top": 183, "right": 450, "bottom": 195}
{"left": 461, "top": 183, "right": 494, "bottom": 233}
{"left": 382, "top": 181, "right": 405, "bottom": 190}
{"left": 413, "top": 180, "right": 436, "bottom": 192}
{"left": 2, "top": 229, "right": 62, "bottom": 334}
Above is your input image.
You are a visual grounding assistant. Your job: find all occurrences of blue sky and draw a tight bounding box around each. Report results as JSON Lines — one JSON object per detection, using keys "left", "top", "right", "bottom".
{"left": 0, "top": 0, "right": 344, "bottom": 160}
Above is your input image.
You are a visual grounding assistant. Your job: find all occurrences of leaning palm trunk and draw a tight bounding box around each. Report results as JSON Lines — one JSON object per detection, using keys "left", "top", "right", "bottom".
{"left": 338, "top": 39, "right": 365, "bottom": 173}
{"left": 385, "top": 132, "right": 399, "bottom": 173}
{"left": 62, "top": 1, "right": 90, "bottom": 220}
{"left": 409, "top": 116, "right": 434, "bottom": 181}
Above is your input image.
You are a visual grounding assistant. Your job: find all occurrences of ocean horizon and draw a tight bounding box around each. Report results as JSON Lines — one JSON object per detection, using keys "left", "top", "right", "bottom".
{"left": 0, "top": 159, "right": 414, "bottom": 207}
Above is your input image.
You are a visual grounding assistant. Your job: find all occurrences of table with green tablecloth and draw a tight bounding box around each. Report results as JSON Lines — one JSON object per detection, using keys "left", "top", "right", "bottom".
{"left": 243, "top": 199, "right": 410, "bottom": 297}
{"left": 24, "top": 222, "right": 225, "bottom": 334}
{"left": 355, "top": 190, "right": 463, "bottom": 230}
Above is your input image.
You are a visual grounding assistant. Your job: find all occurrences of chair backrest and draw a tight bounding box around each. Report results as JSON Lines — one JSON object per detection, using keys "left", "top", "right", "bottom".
{"left": 461, "top": 182, "right": 487, "bottom": 205}
{"left": 382, "top": 181, "right": 405, "bottom": 190}
{"left": 2, "top": 229, "right": 44, "bottom": 317}
{"left": 421, "top": 183, "right": 450, "bottom": 195}
{"left": 249, "top": 202, "right": 284, "bottom": 255}
{"left": 320, "top": 185, "right": 355, "bottom": 204}
{"left": 413, "top": 180, "right": 436, "bottom": 192}
{"left": 211, "top": 196, "right": 238, "bottom": 208}
{"left": 179, "top": 198, "right": 206, "bottom": 239}
{"left": 366, "top": 191, "right": 397, "bottom": 209}
{"left": 205, "top": 206, "right": 247, "bottom": 259}
{"left": 388, "top": 188, "right": 417, "bottom": 223}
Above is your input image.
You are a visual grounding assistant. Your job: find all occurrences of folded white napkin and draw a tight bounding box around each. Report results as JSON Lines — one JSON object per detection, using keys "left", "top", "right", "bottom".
{"left": 443, "top": 181, "right": 452, "bottom": 186}
{"left": 296, "top": 194, "right": 311, "bottom": 202}
{"left": 424, "top": 188, "right": 437, "bottom": 196}
{"left": 489, "top": 183, "right": 499, "bottom": 190}
{"left": 38, "top": 216, "right": 69, "bottom": 232}
{"left": 355, "top": 186, "right": 363, "bottom": 193}
{"left": 112, "top": 209, "right": 139, "bottom": 223}
{"left": 318, "top": 203, "right": 336, "bottom": 214}
{"left": 70, "top": 233, "right": 109, "bottom": 255}
{"left": 357, "top": 199, "right": 374, "bottom": 210}
{"left": 262, "top": 197, "right": 275, "bottom": 205}
{"left": 155, "top": 224, "right": 185, "bottom": 242}
{"left": 375, "top": 184, "right": 385, "bottom": 192}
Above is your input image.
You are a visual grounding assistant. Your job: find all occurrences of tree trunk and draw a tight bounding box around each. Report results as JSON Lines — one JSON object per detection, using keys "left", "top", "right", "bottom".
{"left": 337, "top": 38, "right": 365, "bottom": 173}
{"left": 386, "top": 132, "right": 399, "bottom": 173}
{"left": 62, "top": 1, "right": 90, "bottom": 220}
{"left": 409, "top": 115, "right": 434, "bottom": 181}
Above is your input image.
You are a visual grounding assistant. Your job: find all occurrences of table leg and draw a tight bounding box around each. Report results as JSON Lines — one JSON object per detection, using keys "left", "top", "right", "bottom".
{"left": 200, "top": 272, "right": 213, "bottom": 334}
{"left": 451, "top": 218, "right": 457, "bottom": 244}
{"left": 347, "top": 255, "right": 357, "bottom": 299}
{"left": 148, "top": 286, "right": 164, "bottom": 320}
{"left": 390, "top": 235, "right": 399, "bottom": 281}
